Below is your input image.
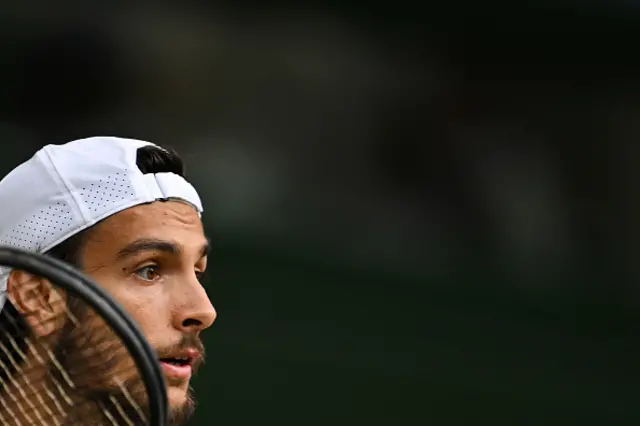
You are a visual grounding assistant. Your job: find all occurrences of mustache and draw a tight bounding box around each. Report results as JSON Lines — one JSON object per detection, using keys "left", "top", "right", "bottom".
{"left": 155, "top": 334, "right": 206, "bottom": 371}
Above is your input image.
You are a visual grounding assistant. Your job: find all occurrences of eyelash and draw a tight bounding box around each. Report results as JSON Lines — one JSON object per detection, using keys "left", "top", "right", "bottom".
{"left": 134, "top": 264, "right": 161, "bottom": 282}
{"left": 133, "top": 264, "right": 206, "bottom": 282}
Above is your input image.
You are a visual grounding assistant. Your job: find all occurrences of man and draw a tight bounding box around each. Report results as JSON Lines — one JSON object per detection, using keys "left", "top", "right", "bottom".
{"left": 0, "top": 136, "right": 216, "bottom": 425}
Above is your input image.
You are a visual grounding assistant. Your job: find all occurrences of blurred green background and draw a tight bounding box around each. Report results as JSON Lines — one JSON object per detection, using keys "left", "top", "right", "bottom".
{"left": 2, "top": 2, "right": 640, "bottom": 425}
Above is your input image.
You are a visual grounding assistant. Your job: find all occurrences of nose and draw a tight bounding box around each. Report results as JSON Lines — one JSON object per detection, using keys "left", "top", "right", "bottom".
{"left": 173, "top": 274, "right": 217, "bottom": 333}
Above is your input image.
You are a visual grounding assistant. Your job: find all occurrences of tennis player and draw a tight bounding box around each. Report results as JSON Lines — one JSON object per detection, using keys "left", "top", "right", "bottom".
{"left": 0, "top": 137, "right": 216, "bottom": 425}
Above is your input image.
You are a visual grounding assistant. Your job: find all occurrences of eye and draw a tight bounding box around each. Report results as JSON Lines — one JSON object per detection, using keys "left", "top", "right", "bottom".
{"left": 134, "top": 265, "right": 161, "bottom": 282}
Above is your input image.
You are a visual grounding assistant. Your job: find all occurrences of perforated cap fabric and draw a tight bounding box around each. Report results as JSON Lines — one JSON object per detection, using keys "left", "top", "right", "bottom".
{"left": 0, "top": 136, "right": 204, "bottom": 310}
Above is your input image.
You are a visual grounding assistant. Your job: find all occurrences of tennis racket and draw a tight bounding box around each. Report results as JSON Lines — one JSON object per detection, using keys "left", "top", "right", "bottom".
{"left": 0, "top": 246, "right": 167, "bottom": 426}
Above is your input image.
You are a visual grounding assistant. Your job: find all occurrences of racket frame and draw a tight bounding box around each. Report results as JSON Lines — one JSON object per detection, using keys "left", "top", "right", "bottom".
{"left": 0, "top": 246, "right": 167, "bottom": 426}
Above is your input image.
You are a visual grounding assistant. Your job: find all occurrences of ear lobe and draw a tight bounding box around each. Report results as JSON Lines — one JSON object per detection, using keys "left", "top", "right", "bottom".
{"left": 7, "top": 270, "right": 65, "bottom": 337}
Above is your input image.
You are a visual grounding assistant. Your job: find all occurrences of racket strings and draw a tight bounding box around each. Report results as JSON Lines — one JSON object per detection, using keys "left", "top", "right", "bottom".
{"left": 0, "top": 339, "right": 57, "bottom": 426}
{"left": 1, "top": 315, "right": 143, "bottom": 425}
{"left": 0, "top": 313, "right": 64, "bottom": 426}
{"left": 0, "top": 289, "right": 147, "bottom": 425}
{"left": 0, "top": 312, "right": 94, "bottom": 425}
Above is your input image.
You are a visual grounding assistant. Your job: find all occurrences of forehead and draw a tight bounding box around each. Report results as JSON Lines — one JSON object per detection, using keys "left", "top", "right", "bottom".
{"left": 86, "top": 201, "right": 206, "bottom": 252}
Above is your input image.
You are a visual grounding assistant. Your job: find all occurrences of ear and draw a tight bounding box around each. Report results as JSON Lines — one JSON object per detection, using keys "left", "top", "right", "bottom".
{"left": 7, "top": 269, "right": 66, "bottom": 337}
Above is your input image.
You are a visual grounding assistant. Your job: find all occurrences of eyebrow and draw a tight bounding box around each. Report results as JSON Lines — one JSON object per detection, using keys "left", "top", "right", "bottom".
{"left": 116, "top": 238, "right": 210, "bottom": 260}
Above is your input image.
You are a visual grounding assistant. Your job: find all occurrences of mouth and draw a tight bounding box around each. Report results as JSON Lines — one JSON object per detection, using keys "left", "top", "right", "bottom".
{"left": 158, "top": 349, "right": 201, "bottom": 380}
{"left": 159, "top": 356, "right": 194, "bottom": 367}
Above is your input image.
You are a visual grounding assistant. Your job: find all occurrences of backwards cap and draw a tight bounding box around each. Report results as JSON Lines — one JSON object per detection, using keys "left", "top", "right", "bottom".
{"left": 0, "top": 136, "right": 203, "bottom": 309}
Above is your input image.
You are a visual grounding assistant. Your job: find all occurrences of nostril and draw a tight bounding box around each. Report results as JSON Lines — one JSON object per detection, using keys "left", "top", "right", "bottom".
{"left": 182, "top": 318, "right": 202, "bottom": 328}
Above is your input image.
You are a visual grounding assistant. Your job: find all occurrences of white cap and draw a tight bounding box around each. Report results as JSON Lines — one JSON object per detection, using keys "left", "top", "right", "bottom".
{"left": 0, "top": 136, "right": 204, "bottom": 310}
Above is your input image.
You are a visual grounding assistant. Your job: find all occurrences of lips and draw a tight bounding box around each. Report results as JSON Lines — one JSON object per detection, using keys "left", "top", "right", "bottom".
{"left": 158, "top": 348, "right": 202, "bottom": 380}
{"left": 160, "top": 360, "right": 193, "bottom": 380}
{"left": 159, "top": 356, "right": 194, "bottom": 367}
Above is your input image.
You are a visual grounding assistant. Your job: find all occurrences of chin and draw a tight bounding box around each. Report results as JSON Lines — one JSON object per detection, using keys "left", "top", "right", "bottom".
{"left": 166, "top": 386, "right": 196, "bottom": 425}
{"left": 167, "top": 384, "right": 189, "bottom": 402}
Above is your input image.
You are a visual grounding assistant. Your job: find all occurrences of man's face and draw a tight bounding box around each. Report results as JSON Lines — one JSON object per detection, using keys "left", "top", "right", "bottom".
{"left": 76, "top": 200, "right": 216, "bottom": 417}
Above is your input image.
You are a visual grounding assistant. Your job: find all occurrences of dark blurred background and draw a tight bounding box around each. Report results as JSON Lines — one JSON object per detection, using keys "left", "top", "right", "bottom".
{"left": 2, "top": 2, "right": 640, "bottom": 425}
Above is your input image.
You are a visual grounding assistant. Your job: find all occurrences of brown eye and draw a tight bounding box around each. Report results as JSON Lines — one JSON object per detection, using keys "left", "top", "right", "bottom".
{"left": 135, "top": 265, "right": 161, "bottom": 281}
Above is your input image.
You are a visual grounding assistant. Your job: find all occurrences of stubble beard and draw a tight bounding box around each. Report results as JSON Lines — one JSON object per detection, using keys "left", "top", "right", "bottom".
{"left": 50, "top": 299, "right": 198, "bottom": 426}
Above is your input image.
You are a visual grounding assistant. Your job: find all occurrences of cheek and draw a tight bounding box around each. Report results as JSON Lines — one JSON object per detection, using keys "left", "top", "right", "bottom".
{"left": 123, "top": 297, "right": 161, "bottom": 325}
{"left": 89, "top": 274, "right": 172, "bottom": 342}
{"left": 119, "top": 291, "right": 172, "bottom": 341}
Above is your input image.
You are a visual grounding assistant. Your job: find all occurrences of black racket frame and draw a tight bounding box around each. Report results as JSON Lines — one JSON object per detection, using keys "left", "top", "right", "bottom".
{"left": 0, "top": 246, "right": 167, "bottom": 426}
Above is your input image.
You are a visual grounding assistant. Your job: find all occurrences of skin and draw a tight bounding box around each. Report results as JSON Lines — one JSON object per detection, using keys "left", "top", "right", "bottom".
{"left": 6, "top": 200, "right": 216, "bottom": 424}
